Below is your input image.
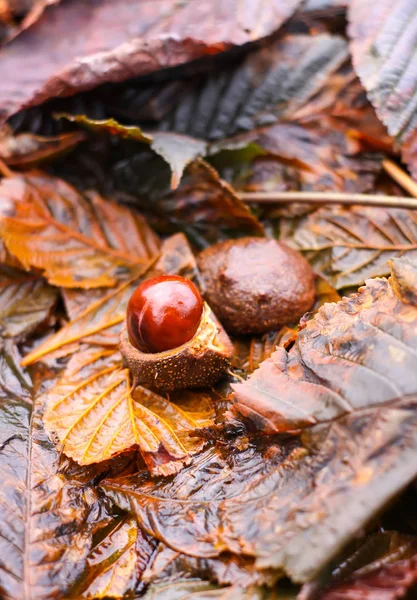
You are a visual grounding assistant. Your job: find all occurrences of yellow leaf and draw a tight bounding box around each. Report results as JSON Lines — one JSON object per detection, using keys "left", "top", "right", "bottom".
{"left": 43, "top": 346, "right": 214, "bottom": 475}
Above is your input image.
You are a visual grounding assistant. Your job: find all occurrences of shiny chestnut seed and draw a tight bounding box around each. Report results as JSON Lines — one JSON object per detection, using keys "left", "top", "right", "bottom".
{"left": 127, "top": 275, "right": 204, "bottom": 353}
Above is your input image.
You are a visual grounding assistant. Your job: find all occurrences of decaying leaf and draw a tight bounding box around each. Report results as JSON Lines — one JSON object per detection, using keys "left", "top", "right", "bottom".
{"left": 0, "top": 124, "right": 84, "bottom": 168}
{"left": 104, "top": 258, "right": 417, "bottom": 585}
{"left": 0, "top": 0, "right": 304, "bottom": 121}
{"left": 349, "top": 0, "right": 417, "bottom": 178}
{"left": 0, "top": 171, "right": 159, "bottom": 288}
{"left": 75, "top": 515, "right": 156, "bottom": 599}
{"left": 22, "top": 233, "right": 198, "bottom": 365}
{"left": 285, "top": 205, "right": 417, "bottom": 289}
{"left": 43, "top": 344, "right": 214, "bottom": 473}
{"left": 0, "top": 265, "right": 57, "bottom": 339}
{"left": 0, "top": 342, "right": 101, "bottom": 599}
{"left": 59, "top": 114, "right": 207, "bottom": 189}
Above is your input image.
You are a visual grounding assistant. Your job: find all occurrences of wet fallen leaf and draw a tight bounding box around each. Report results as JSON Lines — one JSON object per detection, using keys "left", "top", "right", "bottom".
{"left": 0, "top": 171, "right": 159, "bottom": 288}
{"left": 0, "top": 265, "right": 57, "bottom": 339}
{"left": 0, "top": 341, "right": 102, "bottom": 599}
{"left": 43, "top": 344, "right": 214, "bottom": 473}
{"left": 349, "top": 0, "right": 417, "bottom": 178}
{"left": 74, "top": 515, "right": 156, "bottom": 599}
{"left": 0, "top": 0, "right": 304, "bottom": 121}
{"left": 307, "top": 531, "right": 417, "bottom": 600}
{"left": 0, "top": 124, "right": 84, "bottom": 168}
{"left": 59, "top": 114, "right": 207, "bottom": 189}
{"left": 104, "top": 258, "right": 417, "bottom": 585}
{"left": 285, "top": 205, "right": 417, "bottom": 289}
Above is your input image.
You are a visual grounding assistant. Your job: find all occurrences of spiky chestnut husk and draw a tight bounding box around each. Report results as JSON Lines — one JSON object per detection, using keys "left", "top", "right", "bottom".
{"left": 120, "top": 303, "right": 233, "bottom": 391}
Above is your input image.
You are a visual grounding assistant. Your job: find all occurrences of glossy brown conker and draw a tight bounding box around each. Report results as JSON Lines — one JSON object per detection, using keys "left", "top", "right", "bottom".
{"left": 126, "top": 275, "right": 204, "bottom": 353}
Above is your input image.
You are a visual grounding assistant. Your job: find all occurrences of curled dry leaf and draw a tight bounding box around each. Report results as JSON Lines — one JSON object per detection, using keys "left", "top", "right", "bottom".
{"left": 104, "top": 258, "right": 417, "bottom": 584}
{"left": 0, "top": 171, "right": 159, "bottom": 288}
{"left": 285, "top": 205, "right": 417, "bottom": 289}
{"left": 349, "top": 0, "right": 417, "bottom": 178}
{"left": 59, "top": 114, "right": 207, "bottom": 189}
{"left": 43, "top": 345, "right": 214, "bottom": 473}
{"left": 0, "top": 124, "right": 84, "bottom": 168}
{"left": 0, "top": 265, "right": 57, "bottom": 339}
{"left": 0, "top": 0, "right": 304, "bottom": 120}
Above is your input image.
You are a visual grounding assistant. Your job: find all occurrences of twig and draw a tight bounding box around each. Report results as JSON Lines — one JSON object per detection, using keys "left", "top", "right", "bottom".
{"left": 382, "top": 158, "right": 417, "bottom": 199}
{"left": 238, "top": 190, "right": 417, "bottom": 210}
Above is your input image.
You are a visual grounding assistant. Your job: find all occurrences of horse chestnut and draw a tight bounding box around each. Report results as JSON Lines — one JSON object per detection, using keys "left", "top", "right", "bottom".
{"left": 127, "top": 275, "right": 204, "bottom": 353}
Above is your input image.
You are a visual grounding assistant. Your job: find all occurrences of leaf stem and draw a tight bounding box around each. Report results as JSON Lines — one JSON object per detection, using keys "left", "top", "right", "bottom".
{"left": 238, "top": 191, "right": 417, "bottom": 210}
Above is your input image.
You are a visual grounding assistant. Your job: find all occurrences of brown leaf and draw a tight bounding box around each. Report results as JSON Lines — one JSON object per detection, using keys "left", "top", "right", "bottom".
{"left": 0, "top": 0, "right": 303, "bottom": 120}
{"left": 43, "top": 345, "right": 214, "bottom": 473}
{"left": 309, "top": 532, "right": 417, "bottom": 600}
{"left": 104, "top": 258, "right": 417, "bottom": 584}
{"left": 0, "top": 265, "right": 57, "bottom": 339}
{"left": 75, "top": 515, "right": 156, "bottom": 599}
{"left": 348, "top": 0, "right": 417, "bottom": 178}
{"left": 0, "top": 341, "right": 103, "bottom": 599}
{"left": 0, "top": 124, "right": 84, "bottom": 168}
{"left": 284, "top": 205, "right": 417, "bottom": 289}
{"left": 22, "top": 232, "right": 199, "bottom": 365}
{"left": 117, "top": 159, "right": 264, "bottom": 248}
{"left": 0, "top": 171, "right": 159, "bottom": 288}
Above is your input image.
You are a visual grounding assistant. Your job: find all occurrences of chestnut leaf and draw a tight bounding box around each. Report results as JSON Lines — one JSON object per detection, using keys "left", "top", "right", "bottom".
{"left": 0, "top": 342, "right": 102, "bottom": 599}
{"left": 42, "top": 345, "right": 214, "bottom": 473}
{"left": 0, "top": 0, "right": 304, "bottom": 121}
{"left": 0, "top": 125, "right": 85, "bottom": 168}
{"left": 0, "top": 265, "right": 57, "bottom": 340}
{"left": 0, "top": 171, "right": 159, "bottom": 288}
{"left": 285, "top": 205, "right": 417, "bottom": 289}
{"left": 349, "top": 0, "right": 417, "bottom": 179}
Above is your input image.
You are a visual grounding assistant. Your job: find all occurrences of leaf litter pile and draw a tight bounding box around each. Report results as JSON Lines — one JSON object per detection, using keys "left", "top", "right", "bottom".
{"left": 3, "top": 1, "right": 417, "bottom": 599}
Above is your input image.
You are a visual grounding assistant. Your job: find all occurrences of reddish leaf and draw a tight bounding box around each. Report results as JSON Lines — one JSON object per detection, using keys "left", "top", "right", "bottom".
{"left": 0, "top": 171, "right": 159, "bottom": 288}
{"left": 0, "top": 0, "right": 303, "bottom": 120}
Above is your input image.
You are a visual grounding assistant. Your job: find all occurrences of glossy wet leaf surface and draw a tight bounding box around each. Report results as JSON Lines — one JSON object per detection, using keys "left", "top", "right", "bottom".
{"left": 0, "top": 171, "right": 158, "bottom": 288}
{"left": 1, "top": 3, "right": 417, "bottom": 598}
{"left": 0, "top": 0, "right": 303, "bottom": 120}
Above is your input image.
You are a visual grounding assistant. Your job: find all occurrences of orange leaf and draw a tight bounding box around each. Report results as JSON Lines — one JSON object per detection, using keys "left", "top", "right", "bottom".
{"left": 0, "top": 171, "right": 159, "bottom": 288}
